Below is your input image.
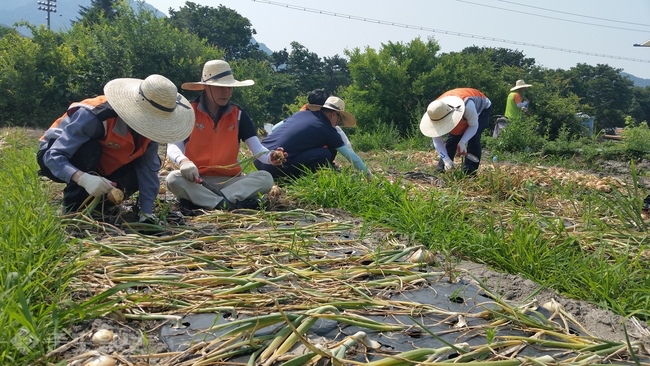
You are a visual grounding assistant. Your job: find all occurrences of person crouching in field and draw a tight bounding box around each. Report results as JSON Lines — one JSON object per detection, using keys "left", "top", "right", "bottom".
{"left": 37, "top": 74, "right": 195, "bottom": 223}
{"left": 420, "top": 88, "right": 492, "bottom": 175}
{"left": 256, "top": 96, "right": 371, "bottom": 180}
{"left": 165, "top": 60, "right": 287, "bottom": 212}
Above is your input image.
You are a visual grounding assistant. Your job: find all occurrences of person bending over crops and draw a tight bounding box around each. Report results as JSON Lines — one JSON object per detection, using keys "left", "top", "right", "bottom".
{"left": 420, "top": 88, "right": 492, "bottom": 175}
{"left": 255, "top": 96, "right": 372, "bottom": 180}
{"left": 37, "top": 75, "right": 194, "bottom": 223}
{"left": 166, "top": 60, "right": 287, "bottom": 212}
{"left": 494, "top": 80, "right": 532, "bottom": 138}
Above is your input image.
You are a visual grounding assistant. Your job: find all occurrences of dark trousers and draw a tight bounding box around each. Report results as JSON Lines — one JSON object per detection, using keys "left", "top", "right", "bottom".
{"left": 37, "top": 140, "right": 139, "bottom": 213}
{"left": 254, "top": 147, "right": 336, "bottom": 179}
{"left": 437, "top": 105, "right": 492, "bottom": 174}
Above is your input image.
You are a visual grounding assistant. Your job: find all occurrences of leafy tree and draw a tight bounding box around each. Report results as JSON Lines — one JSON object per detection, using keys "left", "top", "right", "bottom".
{"left": 65, "top": 1, "right": 220, "bottom": 99}
{"left": 0, "top": 24, "right": 78, "bottom": 127}
{"left": 76, "top": 0, "right": 120, "bottom": 26}
{"left": 565, "top": 63, "right": 633, "bottom": 128}
{"left": 285, "top": 41, "right": 326, "bottom": 93}
{"left": 629, "top": 86, "right": 650, "bottom": 124}
{"left": 226, "top": 59, "right": 298, "bottom": 126}
{"left": 342, "top": 37, "right": 441, "bottom": 135}
{"left": 0, "top": 25, "right": 16, "bottom": 38}
{"left": 528, "top": 69, "right": 582, "bottom": 139}
{"left": 270, "top": 48, "right": 289, "bottom": 71}
{"left": 167, "top": 2, "right": 265, "bottom": 60}
{"left": 461, "top": 46, "right": 536, "bottom": 70}
{"left": 322, "top": 55, "right": 352, "bottom": 94}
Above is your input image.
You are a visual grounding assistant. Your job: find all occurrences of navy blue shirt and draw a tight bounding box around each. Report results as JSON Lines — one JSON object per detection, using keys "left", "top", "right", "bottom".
{"left": 261, "top": 110, "right": 344, "bottom": 157}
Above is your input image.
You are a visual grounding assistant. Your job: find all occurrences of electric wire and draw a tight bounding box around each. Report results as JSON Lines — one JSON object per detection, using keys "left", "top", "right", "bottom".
{"left": 457, "top": 0, "right": 650, "bottom": 33}
{"left": 495, "top": 0, "right": 650, "bottom": 28}
{"left": 251, "top": 0, "right": 650, "bottom": 64}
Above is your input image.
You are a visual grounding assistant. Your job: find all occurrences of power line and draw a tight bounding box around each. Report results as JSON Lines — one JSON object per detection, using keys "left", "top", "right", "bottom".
{"left": 457, "top": 0, "right": 650, "bottom": 33}
{"left": 251, "top": 0, "right": 650, "bottom": 64}
{"left": 495, "top": 0, "right": 650, "bottom": 28}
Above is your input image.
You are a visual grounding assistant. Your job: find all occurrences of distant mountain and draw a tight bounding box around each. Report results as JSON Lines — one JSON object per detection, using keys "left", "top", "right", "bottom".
{"left": 2, "top": 0, "right": 274, "bottom": 56}
{"left": 0, "top": 0, "right": 164, "bottom": 35}
{"left": 622, "top": 72, "right": 650, "bottom": 88}
{"left": 253, "top": 39, "right": 273, "bottom": 55}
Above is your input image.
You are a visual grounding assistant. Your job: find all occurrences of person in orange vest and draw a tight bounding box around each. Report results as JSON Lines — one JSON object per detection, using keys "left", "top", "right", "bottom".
{"left": 37, "top": 74, "right": 195, "bottom": 221}
{"left": 420, "top": 88, "right": 492, "bottom": 175}
{"left": 166, "top": 60, "right": 287, "bottom": 211}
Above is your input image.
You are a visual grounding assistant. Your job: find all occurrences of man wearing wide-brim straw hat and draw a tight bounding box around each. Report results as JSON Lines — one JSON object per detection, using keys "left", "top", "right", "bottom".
{"left": 37, "top": 74, "right": 195, "bottom": 222}
{"left": 166, "top": 60, "right": 287, "bottom": 212}
{"left": 420, "top": 88, "right": 492, "bottom": 175}
{"left": 255, "top": 96, "right": 372, "bottom": 180}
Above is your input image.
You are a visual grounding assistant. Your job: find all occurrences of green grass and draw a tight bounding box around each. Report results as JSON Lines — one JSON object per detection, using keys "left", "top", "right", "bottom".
{"left": 0, "top": 130, "right": 128, "bottom": 364}
{"left": 285, "top": 159, "right": 650, "bottom": 320}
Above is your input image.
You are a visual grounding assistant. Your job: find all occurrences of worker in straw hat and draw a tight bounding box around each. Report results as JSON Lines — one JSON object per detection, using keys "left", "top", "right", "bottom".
{"left": 268, "top": 88, "right": 354, "bottom": 151}
{"left": 37, "top": 74, "right": 195, "bottom": 222}
{"left": 255, "top": 96, "right": 372, "bottom": 180}
{"left": 166, "top": 60, "right": 287, "bottom": 212}
{"left": 505, "top": 79, "right": 532, "bottom": 122}
{"left": 493, "top": 79, "right": 531, "bottom": 138}
{"left": 420, "top": 88, "right": 492, "bottom": 175}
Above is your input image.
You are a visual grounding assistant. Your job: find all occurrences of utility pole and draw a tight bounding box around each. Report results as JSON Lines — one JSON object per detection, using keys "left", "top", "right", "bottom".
{"left": 37, "top": 0, "right": 57, "bottom": 30}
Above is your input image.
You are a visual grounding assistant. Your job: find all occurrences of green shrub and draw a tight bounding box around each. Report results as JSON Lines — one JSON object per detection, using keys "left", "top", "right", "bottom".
{"left": 350, "top": 122, "right": 401, "bottom": 152}
{"left": 487, "top": 115, "right": 546, "bottom": 153}
{"left": 622, "top": 119, "right": 650, "bottom": 159}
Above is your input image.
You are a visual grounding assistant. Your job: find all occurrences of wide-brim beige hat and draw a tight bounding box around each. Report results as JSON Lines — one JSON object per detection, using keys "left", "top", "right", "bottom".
{"left": 104, "top": 74, "right": 195, "bottom": 143}
{"left": 181, "top": 60, "right": 254, "bottom": 90}
{"left": 317, "top": 96, "right": 357, "bottom": 127}
{"left": 419, "top": 96, "right": 465, "bottom": 137}
{"left": 510, "top": 79, "right": 532, "bottom": 91}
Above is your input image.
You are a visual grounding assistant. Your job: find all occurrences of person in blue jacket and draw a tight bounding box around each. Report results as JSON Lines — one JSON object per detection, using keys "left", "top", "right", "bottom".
{"left": 255, "top": 96, "right": 372, "bottom": 180}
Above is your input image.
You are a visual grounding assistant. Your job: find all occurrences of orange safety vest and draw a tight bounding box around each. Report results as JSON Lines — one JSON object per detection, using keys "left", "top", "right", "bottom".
{"left": 184, "top": 102, "right": 242, "bottom": 177}
{"left": 42, "top": 96, "right": 151, "bottom": 176}
{"left": 437, "top": 88, "right": 487, "bottom": 136}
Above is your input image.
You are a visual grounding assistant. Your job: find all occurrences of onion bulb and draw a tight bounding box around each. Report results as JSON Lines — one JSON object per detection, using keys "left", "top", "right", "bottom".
{"left": 106, "top": 188, "right": 124, "bottom": 205}
{"left": 408, "top": 248, "right": 436, "bottom": 265}
{"left": 91, "top": 329, "right": 115, "bottom": 345}
{"left": 83, "top": 355, "right": 116, "bottom": 366}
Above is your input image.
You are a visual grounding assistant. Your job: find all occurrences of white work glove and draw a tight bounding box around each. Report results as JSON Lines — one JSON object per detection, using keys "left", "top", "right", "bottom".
{"left": 139, "top": 212, "right": 164, "bottom": 225}
{"left": 180, "top": 160, "right": 200, "bottom": 182}
{"left": 77, "top": 173, "right": 113, "bottom": 197}
{"left": 443, "top": 158, "right": 455, "bottom": 171}
{"left": 456, "top": 141, "right": 468, "bottom": 156}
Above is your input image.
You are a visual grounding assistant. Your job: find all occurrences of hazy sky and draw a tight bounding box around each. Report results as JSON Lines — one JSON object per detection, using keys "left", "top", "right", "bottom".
{"left": 145, "top": 0, "right": 650, "bottom": 79}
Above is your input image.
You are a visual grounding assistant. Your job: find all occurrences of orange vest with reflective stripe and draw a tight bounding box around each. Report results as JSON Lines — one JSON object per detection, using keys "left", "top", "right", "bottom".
{"left": 184, "top": 102, "right": 242, "bottom": 176}
{"left": 437, "top": 88, "right": 487, "bottom": 136}
{"left": 44, "top": 96, "right": 152, "bottom": 176}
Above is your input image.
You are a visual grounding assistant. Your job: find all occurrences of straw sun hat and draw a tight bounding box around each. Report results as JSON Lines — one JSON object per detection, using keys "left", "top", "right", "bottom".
{"left": 419, "top": 96, "right": 465, "bottom": 137}
{"left": 104, "top": 74, "right": 195, "bottom": 143}
{"left": 510, "top": 79, "right": 532, "bottom": 91}
{"left": 307, "top": 96, "right": 357, "bottom": 127}
{"left": 181, "top": 60, "right": 255, "bottom": 91}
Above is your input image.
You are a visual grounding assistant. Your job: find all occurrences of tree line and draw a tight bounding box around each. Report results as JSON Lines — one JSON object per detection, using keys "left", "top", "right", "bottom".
{"left": 1, "top": 0, "right": 649, "bottom": 140}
